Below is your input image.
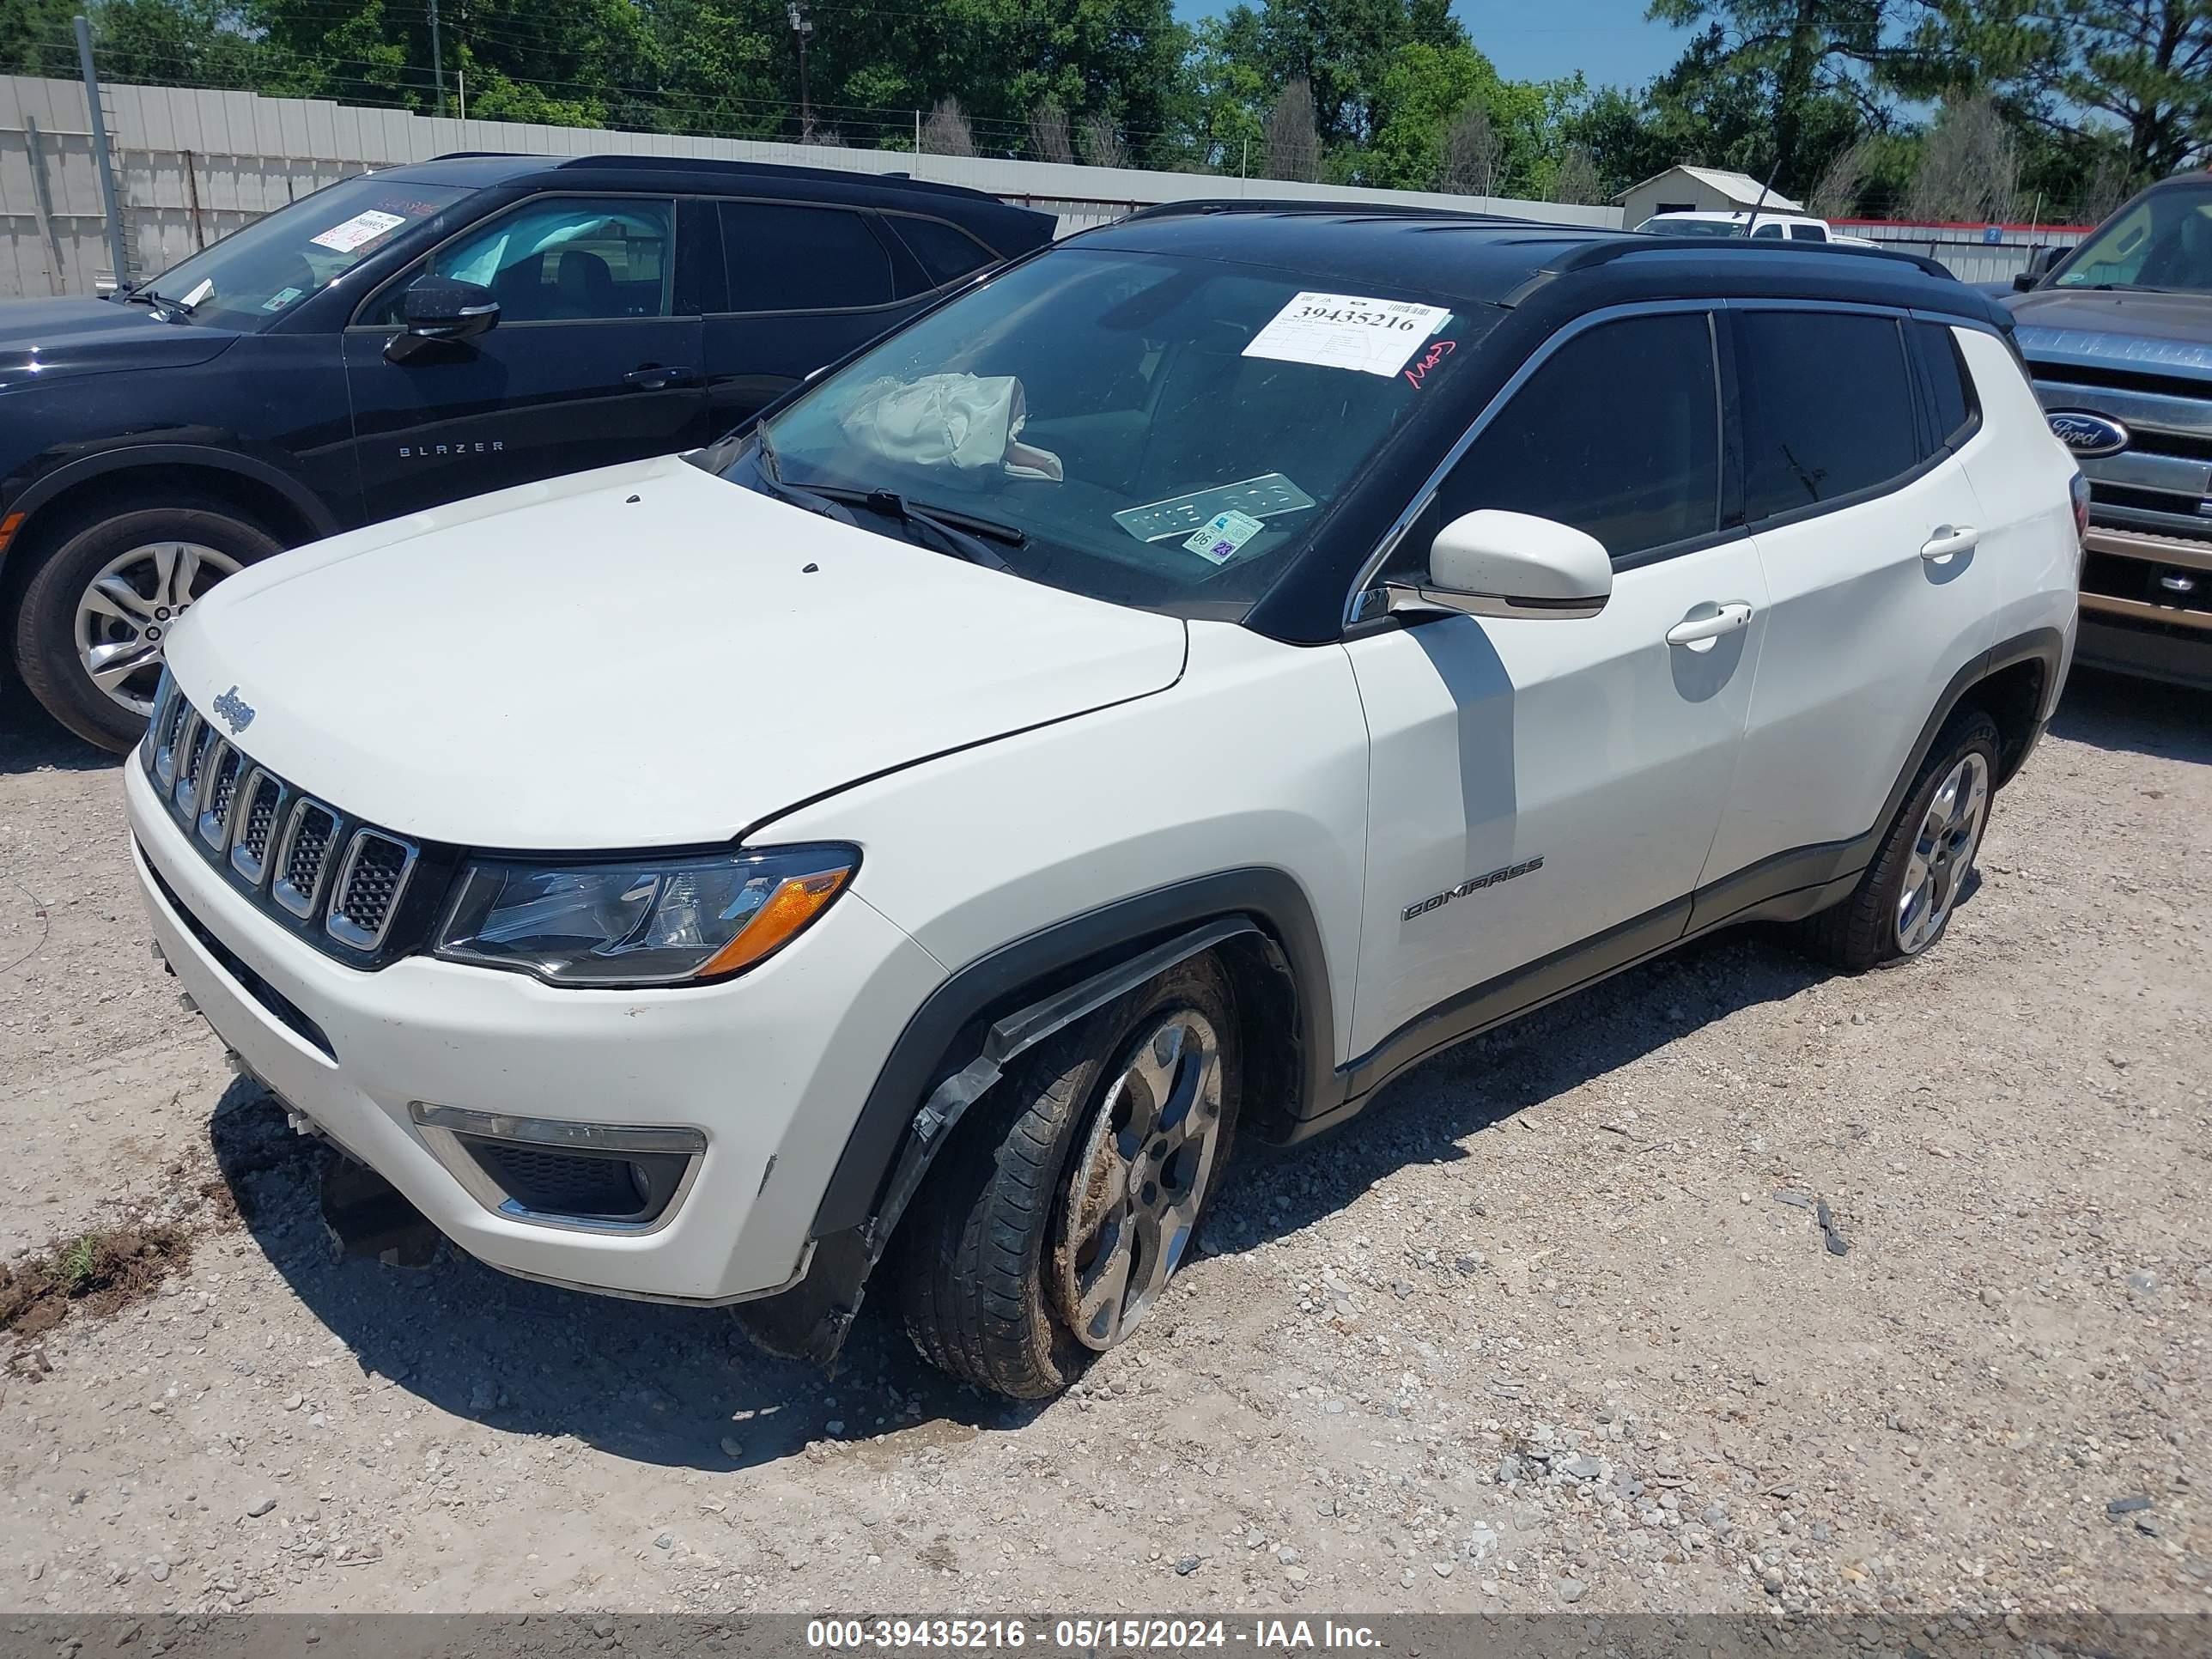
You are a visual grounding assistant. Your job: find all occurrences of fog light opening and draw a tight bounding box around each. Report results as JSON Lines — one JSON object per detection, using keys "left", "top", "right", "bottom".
{"left": 409, "top": 1103, "right": 704, "bottom": 1234}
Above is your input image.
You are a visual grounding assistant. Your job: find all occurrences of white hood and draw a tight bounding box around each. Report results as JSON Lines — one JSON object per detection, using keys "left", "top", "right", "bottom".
{"left": 166, "top": 455, "right": 1187, "bottom": 848}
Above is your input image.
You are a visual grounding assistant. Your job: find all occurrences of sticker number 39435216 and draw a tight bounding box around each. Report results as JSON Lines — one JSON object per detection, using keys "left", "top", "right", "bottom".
{"left": 1243, "top": 292, "right": 1452, "bottom": 378}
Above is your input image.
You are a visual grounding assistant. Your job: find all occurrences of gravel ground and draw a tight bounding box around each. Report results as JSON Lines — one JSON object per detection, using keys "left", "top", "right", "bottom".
{"left": 1, "top": 668, "right": 2207, "bottom": 1620}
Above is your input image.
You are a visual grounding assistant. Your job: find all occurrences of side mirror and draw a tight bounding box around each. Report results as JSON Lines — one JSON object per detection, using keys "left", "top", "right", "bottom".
{"left": 1390, "top": 509, "right": 1612, "bottom": 621}
{"left": 385, "top": 276, "right": 498, "bottom": 362}
{"left": 2014, "top": 246, "right": 2061, "bottom": 292}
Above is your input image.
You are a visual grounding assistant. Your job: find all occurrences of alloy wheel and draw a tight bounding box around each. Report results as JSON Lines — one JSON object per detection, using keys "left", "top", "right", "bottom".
{"left": 73, "top": 541, "right": 241, "bottom": 717}
{"left": 1053, "top": 1008, "right": 1225, "bottom": 1352}
{"left": 1895, "top": 751, "right": 1990, "bottom": 956}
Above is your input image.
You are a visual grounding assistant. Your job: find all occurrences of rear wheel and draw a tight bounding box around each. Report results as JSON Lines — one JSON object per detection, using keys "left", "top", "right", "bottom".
{"left": 13, "top": 502, "right": 282, "bottom": 753}
{"left": 1800, "top": 708, "right": 1999, "bottom": 973}
{"left": 898, "top": 955, "right": 1240, "bottom": 1399}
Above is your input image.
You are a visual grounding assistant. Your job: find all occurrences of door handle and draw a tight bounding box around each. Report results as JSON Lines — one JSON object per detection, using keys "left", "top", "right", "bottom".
{"left": 1920, "top": 525, "right": 1978, "bottom": 563}
{"left": 623, "top": 365, "right": 698, "bottom": 390}
{"left": 1665, "top": 601, "right": 1754, "bottom": 648}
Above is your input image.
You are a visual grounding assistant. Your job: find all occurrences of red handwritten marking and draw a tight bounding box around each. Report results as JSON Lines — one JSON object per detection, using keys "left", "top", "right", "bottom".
{"left": 1401, "top": 337, "right": 1456, "bottom": 389}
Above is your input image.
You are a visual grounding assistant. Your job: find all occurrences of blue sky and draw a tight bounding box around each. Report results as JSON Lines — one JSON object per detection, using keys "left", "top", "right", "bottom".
{"left": 1173, "top": 1, "right": 1693, "bottom": 93}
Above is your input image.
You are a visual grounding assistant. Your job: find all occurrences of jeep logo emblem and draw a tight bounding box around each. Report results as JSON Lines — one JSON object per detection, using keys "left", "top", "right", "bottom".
{"left": 2047, "top": 411, "right": 2129, "bottom": 458}
{"left": 210, "top": 685, "right": 256, "bottom": 734}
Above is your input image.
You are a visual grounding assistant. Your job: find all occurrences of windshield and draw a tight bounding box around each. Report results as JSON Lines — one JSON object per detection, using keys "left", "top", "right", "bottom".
{"left": 735, "top": 247, "right": 1498, "bottom": 613}
{"left": 2055, "top": 182, "right": 2212, "bottom": 294}
{"left": 131, "top": 173, "right": 475, "bottom": 328}
{"left": 1640, "top": 217, "right": 1742, "bottom": 238}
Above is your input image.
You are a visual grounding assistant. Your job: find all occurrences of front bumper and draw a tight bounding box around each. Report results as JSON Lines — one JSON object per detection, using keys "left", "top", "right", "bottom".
{"left": 126, "top": 762, "right": 945, "bottom": 1304}
{"left": 2076, "top": 525, "right": 2212, "bottom": 686}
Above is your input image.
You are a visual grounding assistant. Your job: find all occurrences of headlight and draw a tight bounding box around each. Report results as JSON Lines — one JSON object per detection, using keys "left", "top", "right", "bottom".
{"left": 434, "top": 843, "right": 857, "bottom": 987}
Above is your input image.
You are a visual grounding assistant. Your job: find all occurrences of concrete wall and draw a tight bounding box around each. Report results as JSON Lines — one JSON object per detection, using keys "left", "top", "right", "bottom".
{"left": 0, "top": 73, "right": 1623, "bottom": 300}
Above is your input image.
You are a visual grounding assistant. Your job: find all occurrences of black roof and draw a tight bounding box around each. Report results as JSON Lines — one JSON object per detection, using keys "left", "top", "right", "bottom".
{"left": 1079, "top": 201, "right": 2010, "bottom": 329}
{"left": 383, "top": 151, "right": 1048, "bottom": 234}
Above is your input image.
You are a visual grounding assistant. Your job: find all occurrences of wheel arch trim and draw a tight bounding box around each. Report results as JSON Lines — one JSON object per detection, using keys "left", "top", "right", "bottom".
{"left": 814, "top": 866, "right": 1335, "bottom": 1242}
{"left": 735, "top": 869, "right": 1334, "bottom": 1367}
{"left": 0, "top": 444, "right": 337, "bottom": 582}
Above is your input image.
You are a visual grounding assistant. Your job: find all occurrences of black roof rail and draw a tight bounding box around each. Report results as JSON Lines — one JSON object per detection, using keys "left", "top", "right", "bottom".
{"left": 1569, "top": 236, "right": 1959, "bottom": 283}
{"left": 1118, "top": 198, "right": 1580, "bottom": 228}
{"left": 424, "top": 150, "right": 999, "bottom": 202}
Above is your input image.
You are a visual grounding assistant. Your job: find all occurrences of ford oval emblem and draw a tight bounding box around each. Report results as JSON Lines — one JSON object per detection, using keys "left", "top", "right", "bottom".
{"left": 2047, "top": 410, "right": 2130, "bottom": 458}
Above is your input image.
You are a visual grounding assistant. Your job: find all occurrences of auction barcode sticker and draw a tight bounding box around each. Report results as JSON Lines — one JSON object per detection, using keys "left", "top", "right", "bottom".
{"left": 310, "top": 209, "right": 408, "bottom": 253}
{"left": 1242, "top": 292, "right": 1451, "bottom": 377}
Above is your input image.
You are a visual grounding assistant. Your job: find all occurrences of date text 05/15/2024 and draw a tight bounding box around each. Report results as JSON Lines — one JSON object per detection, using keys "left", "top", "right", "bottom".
{"left": 805, "top": 1620, "right": 1382, "bottom": 1650}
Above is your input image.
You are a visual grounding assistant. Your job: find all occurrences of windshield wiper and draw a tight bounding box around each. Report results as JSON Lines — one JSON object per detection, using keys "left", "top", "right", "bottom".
{"left": 118, "top": 287, "right": 194, "bottom": 322}
{"left": 800, "top": 485, "right": 1024, "bottom": 569}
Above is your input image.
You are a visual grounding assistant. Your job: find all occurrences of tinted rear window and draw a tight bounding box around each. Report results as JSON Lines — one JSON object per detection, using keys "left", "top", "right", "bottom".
{"left": 720, "top": 203, "right": 894, "bottom": 311}
{"left": 1913, "top": 320, "right": 1977, "bottom": 449}
{"left": 1736, "top": 311, "right": 1919, "bottom": 520}
{"left": 891, "top": 216, "right": 998, "bottom": 286}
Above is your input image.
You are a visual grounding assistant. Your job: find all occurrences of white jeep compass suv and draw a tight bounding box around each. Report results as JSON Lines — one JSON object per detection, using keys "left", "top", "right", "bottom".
{"left": 128, "top": 204, "right": 2082, "bottom": 1400}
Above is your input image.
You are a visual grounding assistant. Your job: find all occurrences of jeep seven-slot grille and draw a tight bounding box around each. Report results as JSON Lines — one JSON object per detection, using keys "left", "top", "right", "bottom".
{"left": 141, "top": 673, "right": 423, "bottom": 961}
{"left": 234, "top": 773, "right": 283, "bottom": 879}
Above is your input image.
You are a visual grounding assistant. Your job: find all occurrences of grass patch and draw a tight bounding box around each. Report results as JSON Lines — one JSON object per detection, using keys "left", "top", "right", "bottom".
{"left": 0, "top": 1222, "right": 191, "bottom": 1343}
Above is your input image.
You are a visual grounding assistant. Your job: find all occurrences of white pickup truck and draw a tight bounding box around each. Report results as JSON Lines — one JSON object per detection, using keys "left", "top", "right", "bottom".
{"left": 1637, "top": 209, "right": 1877, "bottom": 246}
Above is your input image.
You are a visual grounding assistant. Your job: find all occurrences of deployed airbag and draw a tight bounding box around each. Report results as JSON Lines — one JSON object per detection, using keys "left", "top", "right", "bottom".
{"left": 838, "top": 374, "right": 1064, "bottom": 479}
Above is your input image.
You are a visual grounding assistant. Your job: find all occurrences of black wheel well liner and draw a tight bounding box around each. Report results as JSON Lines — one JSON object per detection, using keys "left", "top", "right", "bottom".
{"left": 1960, "top": 650, "right": 2051, "bottom": 787}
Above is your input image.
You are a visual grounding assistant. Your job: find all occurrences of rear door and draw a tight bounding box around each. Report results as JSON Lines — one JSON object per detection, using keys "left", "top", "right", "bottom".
{"left": 1345, "top": 308, "right": 1768, "bottom": 1058}
{"left": 1702, "top": 305, "right": 1996, "bottom": 907}
{"left": 343, "top": 194, "right": 709, "bottom": 516}
{"left": 701, "top": 199, "right": 926, "bottom": 435}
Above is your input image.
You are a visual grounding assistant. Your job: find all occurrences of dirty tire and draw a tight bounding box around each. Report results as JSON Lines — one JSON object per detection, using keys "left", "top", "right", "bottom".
{"left": 898, "top": 954, "right": 1240, "bottom": 1400}
{"left": 1799, "top": 707, "right": 2001, "bottom": 974}
{"left": 13, "top": 501, "right": 283, "bottom": 753}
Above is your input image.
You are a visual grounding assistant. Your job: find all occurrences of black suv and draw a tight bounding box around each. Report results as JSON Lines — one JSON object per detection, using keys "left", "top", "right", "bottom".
{"left": 0, "top": 153, "right": 1054, "bottom": 750}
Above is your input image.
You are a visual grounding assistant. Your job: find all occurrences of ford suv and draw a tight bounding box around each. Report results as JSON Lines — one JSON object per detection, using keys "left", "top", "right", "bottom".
{"left": 128, "top": 205, "right": 2081, "bottom": 1399}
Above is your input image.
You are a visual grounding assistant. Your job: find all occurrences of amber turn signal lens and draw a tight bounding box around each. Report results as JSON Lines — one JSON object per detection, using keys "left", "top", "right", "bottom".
{"left": 696, "top": 867, "right": 854, "bottom": 978}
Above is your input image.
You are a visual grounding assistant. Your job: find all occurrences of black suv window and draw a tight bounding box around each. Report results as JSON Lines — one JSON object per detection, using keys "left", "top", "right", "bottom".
{"left": 1911, "top": 320, "right": 1978, "bottom": 450}
{"left": 1433, "top": 311, "right": 1721, "bottom": 563}
{"left": 890, "top": 216, "right": 997, "bottom": 287}
{"left": 720, "top": 202, "right": 894, "bottom": 312}
{"left": 362, "top": 196, "right": 675, "bottom": 325}
{"left": 1736, "top": 310, "right": 1919, "bottom": 520}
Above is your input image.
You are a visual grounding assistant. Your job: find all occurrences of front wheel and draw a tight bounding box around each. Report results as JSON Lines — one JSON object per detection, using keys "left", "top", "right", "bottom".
{"left": 1800, "top": 708, "right": 1999, "bottom": 973}
{"left": 898, "top": 955, "right": 1240, "bottom": 1399}
{"left": 12, "top": 502, "right": 283, "bottom": 753}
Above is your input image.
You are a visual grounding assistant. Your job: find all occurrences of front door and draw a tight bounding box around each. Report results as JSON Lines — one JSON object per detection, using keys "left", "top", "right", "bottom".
{"left": 1345, "top": 309, "right": 1766, "bottom": 1060}
{"left": 343, "top": 194, "right": 710, "bottom": 519}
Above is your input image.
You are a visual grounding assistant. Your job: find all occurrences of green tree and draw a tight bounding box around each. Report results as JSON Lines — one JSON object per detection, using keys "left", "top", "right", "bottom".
{"left": 1364, "top": 39, "right": 1498, "bottom": 188}
{"left": 1897, "top": 0, "right": 2210, "bottom": 180}
{"left": 1642, "top": 0, "right": 1889, "bottom": 198}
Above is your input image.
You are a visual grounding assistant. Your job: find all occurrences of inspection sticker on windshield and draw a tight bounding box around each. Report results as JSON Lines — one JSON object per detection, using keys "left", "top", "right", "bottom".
{"left": 1243, "top": 292, "right": 1451, "bottom": 377}
{"left": 310, "top": 209, "right": 407, "bottom": 252}
{"left": 1183, "top": 508, "right": 1266, "bottom": 564}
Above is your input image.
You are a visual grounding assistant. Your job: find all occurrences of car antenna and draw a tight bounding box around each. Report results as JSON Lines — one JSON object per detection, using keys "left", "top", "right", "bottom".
{"left": 1741, "top": 154, "right": 1784, "bottom": 239}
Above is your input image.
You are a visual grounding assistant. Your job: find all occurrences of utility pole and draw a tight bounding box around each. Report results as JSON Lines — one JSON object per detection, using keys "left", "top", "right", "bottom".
{"left": 429, "top": 0, "right": 446, "bottom": 117}
{"left": 787, "top": 2, "right": 813, "bottom": 142}
{"left": 73, "top": 15, "right": 129, "bottom": 293}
